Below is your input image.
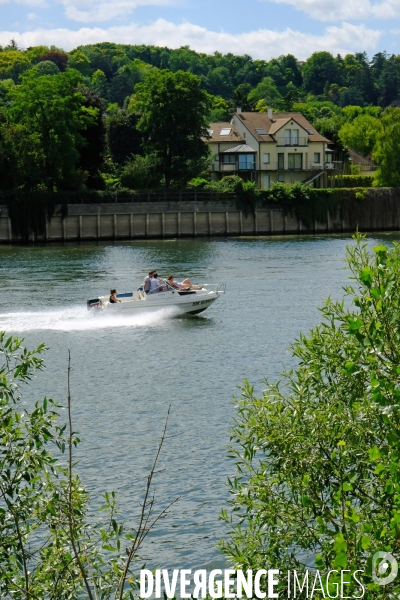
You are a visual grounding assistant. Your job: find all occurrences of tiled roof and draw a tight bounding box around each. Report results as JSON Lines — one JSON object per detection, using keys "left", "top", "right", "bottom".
{"left": 236, "top": 112, "right": 331, "bottom": 143}
{"left": 222, "top": 144, "right": 256, "bottom": 153}
{"left": 204, "top": 123, "right": 244, "bottom": 143}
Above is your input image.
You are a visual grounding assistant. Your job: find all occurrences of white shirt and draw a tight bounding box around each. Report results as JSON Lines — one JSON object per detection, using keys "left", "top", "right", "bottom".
{"left": 143, "top": 276, "right": 152, "bottom": 292}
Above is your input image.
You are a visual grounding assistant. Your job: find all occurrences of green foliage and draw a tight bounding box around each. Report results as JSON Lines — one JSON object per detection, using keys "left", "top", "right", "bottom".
{"left": 0, "top": 332, "right": 175, "bottom": 599}
{"left": 120, "top": 154, "right": 162, "bottom": 189}
{"left": 0, "top": 51, "right": 30, "bottom": 82}
{"left": 7, "top": 69, "right": 97, "bottom": 192}
{"left": 261, "top": 182, "right": 341, "bottom": 229}
{"left": 373, "top": 107, "right": 400, "bottom": 187}
{"left": 247, "top": 76, "right": 282, "bottom": 109}
{"left": 339, "top": 114, "right": 382, "bottom": 157}
{"left": 134, "top": 69, "right": 212, "bottom": 188}
{"left": 206, "top": 175, "right": 260, "bottom": 217}
{"left": 208, "top": 95, "right": 232, "bottom": 122}
{"left": 302, "top": 52, "right": 341, "bottom": 96}
{"left": 32, "top": 60, "right": 60, "bottom": 77}
{"left": 67, "top": 49, "right": 92, "bottom": 77}
{"left": 188, "top": 177, "right": 209, "bottom": 188}
{"left": 221, "top": 236, "right": 400, "bottom": 597}
{"left": 106, "top": 109, "right": 142, "bottom": 165}
{"left": 339, "top": 174, "right": 376, "bottom": 187}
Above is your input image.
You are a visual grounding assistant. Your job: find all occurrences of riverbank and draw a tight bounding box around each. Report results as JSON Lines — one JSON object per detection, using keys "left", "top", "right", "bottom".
{"left": 1, "top": 187, "right": 400, "bottom": 243}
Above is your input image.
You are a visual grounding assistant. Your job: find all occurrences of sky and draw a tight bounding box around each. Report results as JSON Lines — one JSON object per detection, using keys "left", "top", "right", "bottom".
{"left": 0, "top": 0, "right": 399, "bottom": 61}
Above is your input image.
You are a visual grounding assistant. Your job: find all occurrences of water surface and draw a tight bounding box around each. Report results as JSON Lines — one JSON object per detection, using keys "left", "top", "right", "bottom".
{"left": 0, "top": 234, "right": 396, "bottom": 570}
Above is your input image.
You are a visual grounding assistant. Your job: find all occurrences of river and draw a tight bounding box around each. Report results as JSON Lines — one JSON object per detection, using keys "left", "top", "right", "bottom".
{"left": 0, "top": 233, "right": 396, "bottom": 572}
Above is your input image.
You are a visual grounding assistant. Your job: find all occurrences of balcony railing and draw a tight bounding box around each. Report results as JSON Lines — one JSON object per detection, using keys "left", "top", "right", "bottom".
{"left": 263, "top": 162, "right": 304, "bottom": 171}
{"left": 213, "top": 161, "right": 341, "bottom": 172}
{"left": 218, "top": 162, "right": 256, "bottom": 171}
{"left": 275, "top": 137, "right": 308, "bottom": 147}
{"left": 220, "top": 164, "right": 236, "bottom": 172}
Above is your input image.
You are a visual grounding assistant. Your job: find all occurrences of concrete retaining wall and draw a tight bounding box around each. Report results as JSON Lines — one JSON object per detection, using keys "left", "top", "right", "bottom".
{"left": 1, "top": 189, "right": 400, "bottom": 243}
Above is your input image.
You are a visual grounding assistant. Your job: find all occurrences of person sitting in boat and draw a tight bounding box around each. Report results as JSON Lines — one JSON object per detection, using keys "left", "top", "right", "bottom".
{"left": 143, "top": 270, "right": 155, "bottom": 294}
{"left": 109, "top": 289, "right": 121, "bottom": 303}
{"left": 166, "top": 275, "right": 203, "bottom": 290}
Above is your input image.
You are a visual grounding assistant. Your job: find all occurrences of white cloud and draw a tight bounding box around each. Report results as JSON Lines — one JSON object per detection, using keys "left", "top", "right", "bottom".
{"left": 266, "top": 0, "right": 400, "bottom": 22}
{"left": 0, "top": 0, "right": 48, "bottom": 6}
{"left": 0, "top": 20, "right": 381, "bottom": 59}
{"left": 60, "top": 0, "right": 175, "bottom": 23}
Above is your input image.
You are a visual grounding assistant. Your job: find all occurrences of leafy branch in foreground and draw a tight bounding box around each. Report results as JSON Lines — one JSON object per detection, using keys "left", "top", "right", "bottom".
{"left": 221, "top": 234, "right": 400, "bottom": 599}
{"left": 0, "top": 333, "right": 178, "bottom": 599}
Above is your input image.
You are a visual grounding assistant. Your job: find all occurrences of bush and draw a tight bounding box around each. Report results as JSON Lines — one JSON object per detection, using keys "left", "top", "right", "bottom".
{"left": 188, "top": 177, "right": 209, "bottom": 188}
{"left": 206, "top": 176, "right": 260, "bottom": 217}
{"left": 120, "top": 154, "right": 162, "bottom": 190}
{"left": 221, "top": 236, "right": 400, "bottom": 597}
{"left": 0, "top": 333, "right": 175, "bottom": 599}
{"left": 337, "top": 174, "right": 376, "bottom": 187}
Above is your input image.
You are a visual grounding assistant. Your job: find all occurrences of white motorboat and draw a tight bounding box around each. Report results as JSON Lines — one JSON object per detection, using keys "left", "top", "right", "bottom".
{"left": 87, "top": 281, "right": 225, "bottom": 316}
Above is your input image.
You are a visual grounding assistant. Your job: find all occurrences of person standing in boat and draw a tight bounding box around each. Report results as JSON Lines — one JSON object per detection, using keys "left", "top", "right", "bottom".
{"left": 143, "top": 270, "right": 155, "bottom": 294}
{"left": 149, "top": 272, "right": 162, "bottom": 293}
{"left": 109, "top": 289, "right": 121, "bottom": 303}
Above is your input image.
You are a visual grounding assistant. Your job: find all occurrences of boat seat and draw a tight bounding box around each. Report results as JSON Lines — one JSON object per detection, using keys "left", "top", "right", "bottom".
{"left": 133, "top": 291, "right": 145, "bottom": 300}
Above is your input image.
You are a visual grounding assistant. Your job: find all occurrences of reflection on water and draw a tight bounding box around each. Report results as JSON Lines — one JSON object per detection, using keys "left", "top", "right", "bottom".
{"left": 0, "top": 234, "right": 398, "bottom": 570}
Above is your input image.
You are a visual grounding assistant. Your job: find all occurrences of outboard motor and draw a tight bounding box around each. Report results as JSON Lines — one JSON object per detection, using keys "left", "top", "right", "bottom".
{"left": 87, "top": 298, "right": 102, "bottom": 311}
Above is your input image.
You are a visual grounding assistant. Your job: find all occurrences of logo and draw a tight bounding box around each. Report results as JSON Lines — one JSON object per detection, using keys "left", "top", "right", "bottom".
{"left": 372, "top": 552, "right": 398, "bottom": 585}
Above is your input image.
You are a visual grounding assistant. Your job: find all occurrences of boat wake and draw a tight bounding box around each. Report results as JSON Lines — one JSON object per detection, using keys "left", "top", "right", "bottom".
{"left": 0, "top": 305, "right": 183, "bottom": 333}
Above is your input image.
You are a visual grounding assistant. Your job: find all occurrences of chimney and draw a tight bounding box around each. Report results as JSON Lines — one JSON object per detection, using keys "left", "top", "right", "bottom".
{"left": 236, "top": 107, "right": 242, "bottom": 114}
{"left": 267, "top": 107, "right": 273, "bottom": 119}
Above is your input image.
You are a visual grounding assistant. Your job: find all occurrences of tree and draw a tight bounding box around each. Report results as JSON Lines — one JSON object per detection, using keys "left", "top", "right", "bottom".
{"left": 302, "top": 51, "right": 341, "bottom": 96}
{"left": 204, "top": 67, "right": 233, "bottom": 98}
{"left": 33, "top": 60, "right": 60, "bottom": 77}
{"left": 7, "top": 69, "right": 97, "bottom": 192}
{"left": 247, "top": 76, "right": 282, "bottom": 109}
{"left": 106, "top": 109, "right": 142, "bottom": 165}
{"left": 91, "top": 69, "right": 108, "bottom": 98}
{"left": 208, "top": 95, "right": 232, "bottom": 122}
{"left": 339, "top": 85, "right": 366, "bottom": 107}
{"left": 76, "top": 87, "right": 106, "bottom": 189}
{"left": 120, "top": 154, "right": 162, "bottom": 189}
{"left": 0, "top": 333, "right": 177, "bottom": 599}
{"left": 231, "top": 84, "right": 254, "bottom": 112}
{"left": 39, "top": 51, "right": 68, "bottom": 72}
{"left": 221, "top": 235, "right": 400, "bottom": 598}
{"left": 378, "top": 55, "right": 400, "bottom": 107}
{"left": 374, "top": 107, "right": 400, "bottom": 186}
{"left": 134, "top": 70, "right": 212, "bottom": 188}
{"left": 339, "top": 114, "right": 381, "bottom": 157}
{"left": 0, "top": 51, "right": 31, "bottom": 82}
{"left": 67, "top": 50, "right": 92, "bottom": 77}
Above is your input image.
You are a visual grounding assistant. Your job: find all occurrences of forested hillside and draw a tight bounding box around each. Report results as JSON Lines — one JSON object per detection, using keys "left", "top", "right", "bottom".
{"left": 1, "top": 40, "right": 400, "bottom": 211}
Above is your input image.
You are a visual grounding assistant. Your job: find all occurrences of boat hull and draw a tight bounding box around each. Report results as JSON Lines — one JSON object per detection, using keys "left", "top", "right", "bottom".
{"left": 90, "top": 289, "right": 222, "bottom": 316}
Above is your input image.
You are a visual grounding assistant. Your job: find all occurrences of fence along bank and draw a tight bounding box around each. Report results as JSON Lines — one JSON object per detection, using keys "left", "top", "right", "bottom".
{"left": 1, "top": 188, "right": 400, "bottom": 243}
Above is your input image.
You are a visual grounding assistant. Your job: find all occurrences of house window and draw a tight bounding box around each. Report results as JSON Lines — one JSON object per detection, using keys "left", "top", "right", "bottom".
{"left": 278, "top": 153, "right": 285, "bottom": 170}
{"left": 288, "top": 153, "right": 303, "bottom": 170}
{"left": 214, "top": 155, "right": 219, "bottom": 161}
{"left": 222, "top": 154, "right": 235, "bottom": 163}
{"left": 278, "top": 173, "right": 285, "bottom": 182}
{"left": 285, "top": 129, "right": 291, "bottom": 145}
{"left": 314, "top": 152, "right": 321, "bottom": 163}
{"left": 263, "top": 153, "right": 270, "bottom": 164}
{"left": 263, "top": 175, "right": 270, "bottom": 189}
{"left": 292, "top": 129, "right": 299, "bottom": 145}
{"left": 238, "top": 154, "right": 254, "bottom": 170}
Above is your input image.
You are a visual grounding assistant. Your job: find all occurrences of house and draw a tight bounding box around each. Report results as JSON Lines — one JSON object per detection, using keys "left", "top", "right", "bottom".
{"left": 347, "top": 148, "right": 377, "bottom": 173}
{"left": 206, "top": 109, "right": 337, "bottom": 189}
